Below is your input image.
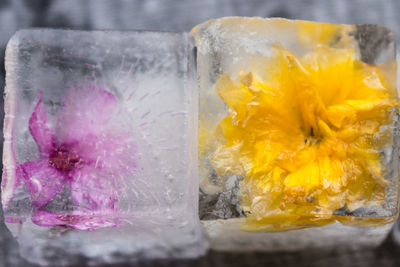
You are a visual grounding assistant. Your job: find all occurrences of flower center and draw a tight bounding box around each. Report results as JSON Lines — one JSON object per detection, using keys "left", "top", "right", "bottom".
{"left": 304, "top": 126, "right": 319, "bottom": 144}
{"left": 303, "top": 118, "right": 334, "bottom": 145}
{"left": 49, "top": 148, "right": 81, "bottom": 172}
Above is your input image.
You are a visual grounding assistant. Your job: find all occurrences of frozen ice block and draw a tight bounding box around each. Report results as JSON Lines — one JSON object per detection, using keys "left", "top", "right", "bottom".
{"left": 2, "top": 29, "right": 206, "bottom": 265}
{"left": 192, "top": 17, "right": 399, "bottom": 251}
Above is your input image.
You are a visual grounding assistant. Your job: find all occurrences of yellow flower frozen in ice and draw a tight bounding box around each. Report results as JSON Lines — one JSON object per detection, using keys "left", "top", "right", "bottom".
{"left": 212, "top": 45, "right": 398, "bottom": 231}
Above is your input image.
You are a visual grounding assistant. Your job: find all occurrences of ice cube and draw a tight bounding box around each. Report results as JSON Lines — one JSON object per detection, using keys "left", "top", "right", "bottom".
{"left": 192, "top": 17, "right": 399, "bottom": 250}
{"left": 2, "top": 29, "right": 207, "bottom": 265}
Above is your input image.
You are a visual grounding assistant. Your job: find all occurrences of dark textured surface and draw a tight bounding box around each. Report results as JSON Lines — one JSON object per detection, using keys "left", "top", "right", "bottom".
{"left": 354, "top": 24, "right": 394, "bottom": 64}
{"left": 1, "top": 1, "right": 400, "bottom": 266}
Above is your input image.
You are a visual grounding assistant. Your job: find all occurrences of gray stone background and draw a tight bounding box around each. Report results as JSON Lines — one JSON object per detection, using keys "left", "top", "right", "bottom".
{"left": 1, "top": 0, "right": 400, "bottom": 266}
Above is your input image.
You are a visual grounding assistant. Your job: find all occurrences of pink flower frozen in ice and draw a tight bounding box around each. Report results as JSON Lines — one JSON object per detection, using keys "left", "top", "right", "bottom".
{"left": 19, "top": 85, "right": 136, "bottom": 231}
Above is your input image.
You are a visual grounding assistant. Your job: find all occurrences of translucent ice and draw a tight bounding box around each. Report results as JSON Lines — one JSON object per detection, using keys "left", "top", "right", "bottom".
{"left": 2, "top": 29, "right": 206, "bottom": 265}
{"left": 192, "top": 17, "right": 399, "bottom": 250}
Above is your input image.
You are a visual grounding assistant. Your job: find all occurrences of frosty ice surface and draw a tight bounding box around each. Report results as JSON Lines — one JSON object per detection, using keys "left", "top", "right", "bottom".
{"left": 2, "top": 29, "right": 206, "bottom": 265}
{"left": 192, "top": 17, "right": 399, "bottom": 250}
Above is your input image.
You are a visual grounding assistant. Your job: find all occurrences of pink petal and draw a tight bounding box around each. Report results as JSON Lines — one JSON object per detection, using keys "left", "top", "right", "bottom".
{"left": 69, "top": 165, "right": 120, "bottom": 211}
{"left": 72, "top": 131, "right": 136, "bottom": 176}
{"left": 31, "top": 210, "right": 120, "bottom": 231}
{"left": 56, "top": 84, "right": 118, "bottom": 143}
{"left": 5, "top": 217, "right": 25, "bottom": 224}
{"left": 29, "top": 94, "right": 56, "bottom": 155}
{"left": 19, "top": 160, "right": 67, "bottom": 208}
